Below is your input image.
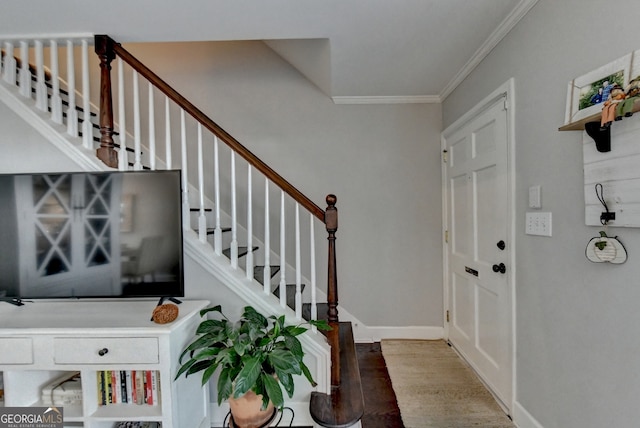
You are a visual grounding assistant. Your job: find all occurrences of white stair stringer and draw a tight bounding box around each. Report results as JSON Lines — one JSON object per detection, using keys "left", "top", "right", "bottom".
{"left": 0, "top": 76, "right": 105, "bottom": 173}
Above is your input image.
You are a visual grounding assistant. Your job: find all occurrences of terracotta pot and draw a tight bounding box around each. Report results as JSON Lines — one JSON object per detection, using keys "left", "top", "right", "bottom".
{"left": 228, "top": 390, "right": 275, "bottom": 428}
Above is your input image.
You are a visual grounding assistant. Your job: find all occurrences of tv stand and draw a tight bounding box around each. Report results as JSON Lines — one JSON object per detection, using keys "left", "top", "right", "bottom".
{"left": 156, "top": 296, "right": 182, "bottom": 306}
{"left": 1, "top": 298, "right": 26, "bottom": 306}
{"left": 0, "top": 299, "right": 210, "bottom": 428}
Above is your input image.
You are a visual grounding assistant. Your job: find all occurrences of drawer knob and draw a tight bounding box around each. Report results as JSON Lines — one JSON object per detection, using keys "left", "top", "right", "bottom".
{"left": 98, "top": 348, "right": 109, "bottom": 356}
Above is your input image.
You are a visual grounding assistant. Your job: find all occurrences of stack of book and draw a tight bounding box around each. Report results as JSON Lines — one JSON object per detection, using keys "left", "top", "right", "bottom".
{"left": 97, "top": 370, "right": 160, "bottom": 406}
{"left": 113, "top": 422, "right": 161, "bottom": 428}
{"left": 41, "top": 372, "right": 82, "bottom": 406}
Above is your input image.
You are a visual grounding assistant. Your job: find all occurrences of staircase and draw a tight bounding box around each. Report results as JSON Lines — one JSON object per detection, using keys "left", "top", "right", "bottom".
{"left": 0, "top": 35, "right": 363, "bottom": 427}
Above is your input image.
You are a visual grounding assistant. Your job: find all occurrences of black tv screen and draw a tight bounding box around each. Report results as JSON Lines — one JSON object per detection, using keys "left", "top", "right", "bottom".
{"left": 0, "top": 170, "right": 184, "bottom": 300}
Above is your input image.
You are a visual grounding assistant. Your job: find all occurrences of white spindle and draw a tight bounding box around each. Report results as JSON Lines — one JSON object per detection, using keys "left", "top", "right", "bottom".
{"left": 66, "top": 41, "right": 77, "bottom": 137}
{"left": 246, "top": 166, "right": 254, "bottom": 280}
{"left": 197, "top": 124, "right": 207, "bottom": 243}
{"left": 19, "top": 41, "right": 30, "bottom": 97}
{"left": 180, "top": 109, "right": 191, "bottom": 231}
{"left": 295, "top": 203, "right": 302, "bottom": 319}
{"left": 49, "top": 40, "right": 63, "bottom": 124}
{"left": 165, "top": 96, "right": 172, "bottom": 169}
{"left": 117, "top": 58, "right": 128, "bottom": 171}
{"left": 310, "top": 213, "right": 318, "bottom": 329}
{"left": 263, "top": 178, "right": 271, "bottom": 294}
{"left": 81, "top": 39, "right": 92, "bottom": 149}
{"left": 213, "top": 136, "right": 222, "bottom": 256}
{"left": 230, "top": 152, "right": 239, "bottom": 268}
{"left": 279, "top": 190, "right": 287, "bottom": 308}
{"left": 148, "top": 82, "right": 156, "bottom": 170}
{"left": 34, "top": 41, "right": 47, "bottom": 111}
{"left": 133, "top": 71, "right": 142, "bottom": 170}
{"left": 2, "top": 42, "right": 16, "bottom": 86}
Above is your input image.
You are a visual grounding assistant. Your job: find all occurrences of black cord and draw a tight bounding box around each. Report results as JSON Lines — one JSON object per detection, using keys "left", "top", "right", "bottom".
{"left": 595, "top": 183, "right": 611, "bottom": 225}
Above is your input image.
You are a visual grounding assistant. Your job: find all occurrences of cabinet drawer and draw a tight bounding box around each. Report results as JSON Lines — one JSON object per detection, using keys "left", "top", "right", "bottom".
{"left": 0, "top": 337, "right": 33, "bottom": 364}
{"left": 53, "top": 337, "right": 159, "bottom": 364}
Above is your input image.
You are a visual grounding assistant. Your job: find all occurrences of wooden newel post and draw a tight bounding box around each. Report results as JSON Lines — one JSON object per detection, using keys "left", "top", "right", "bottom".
{"left": 325, "top": 194, "right": 340, "bottom": 387}
{"left": 94, "top": 35, "right": 118, "bottom": 168}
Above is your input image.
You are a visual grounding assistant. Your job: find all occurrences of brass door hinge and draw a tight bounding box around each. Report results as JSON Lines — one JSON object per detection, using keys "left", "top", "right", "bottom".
{"left": 444, "top": 230, "right": 449, "bottom": 243}
{"left": 442, "top": 150, "right": 448, "bottom": 163}
{"left": 446, "top": 310, "right": 450, "bottom": 323}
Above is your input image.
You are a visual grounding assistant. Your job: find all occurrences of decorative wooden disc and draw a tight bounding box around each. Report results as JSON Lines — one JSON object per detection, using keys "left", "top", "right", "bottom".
{"left": 152, "top": 303, "right": 179, "bottom": 324}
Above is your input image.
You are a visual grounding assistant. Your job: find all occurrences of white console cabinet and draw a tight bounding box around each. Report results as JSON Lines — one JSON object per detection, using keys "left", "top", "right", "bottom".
{"left": 0, "top": 299, "right": 210, "bottom": 428}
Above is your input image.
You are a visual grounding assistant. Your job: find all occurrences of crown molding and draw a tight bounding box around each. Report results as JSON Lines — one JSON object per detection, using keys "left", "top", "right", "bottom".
{"left": 332, "top": 95, "right": 441, "bottom": 105}
{"left": 440, "top": 0, "right": 539, "bottom": 100}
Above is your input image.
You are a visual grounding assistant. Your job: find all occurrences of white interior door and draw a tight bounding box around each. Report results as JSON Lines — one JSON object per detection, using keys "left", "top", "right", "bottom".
{"left": 443, "top": 92, "right": 513, "bottom": 410}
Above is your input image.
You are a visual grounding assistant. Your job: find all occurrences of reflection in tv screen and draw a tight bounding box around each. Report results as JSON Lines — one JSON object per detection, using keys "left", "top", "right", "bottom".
{"left": 0, "top": 170, "right": 184, "bottom": 300}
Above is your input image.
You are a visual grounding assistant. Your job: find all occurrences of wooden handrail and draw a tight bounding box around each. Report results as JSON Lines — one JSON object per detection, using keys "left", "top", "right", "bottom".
{"left": 95, "top": 35, "right": 324, "bottom": 222}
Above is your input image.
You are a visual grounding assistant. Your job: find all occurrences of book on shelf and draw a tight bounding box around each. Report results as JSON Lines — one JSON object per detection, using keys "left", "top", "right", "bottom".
{"left": 98, "top": 370, "right": 160, "bottom": 406}
{"left": 113, "top": 422, "right": 161, "bottom": 428}
{"left": 41, "top": 371, "right": 82, "bottom": 406}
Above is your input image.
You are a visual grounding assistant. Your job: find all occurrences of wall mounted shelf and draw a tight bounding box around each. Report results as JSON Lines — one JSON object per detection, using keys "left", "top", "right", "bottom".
{"left": 559, "top": 98, "right": 640, "bottom": 131}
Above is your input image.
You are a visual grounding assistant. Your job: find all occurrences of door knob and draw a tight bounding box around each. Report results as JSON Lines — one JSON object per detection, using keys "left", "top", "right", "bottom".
{"left": 497, "top": 240, "right": 506, "bottom": 250}
{"left": 492, "top": 263, "right": 506, "bottom": 274}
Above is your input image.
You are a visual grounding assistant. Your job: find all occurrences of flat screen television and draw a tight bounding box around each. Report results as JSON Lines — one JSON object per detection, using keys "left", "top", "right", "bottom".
{"left": 0, "top": 169, "right": 184, "bottom": 301}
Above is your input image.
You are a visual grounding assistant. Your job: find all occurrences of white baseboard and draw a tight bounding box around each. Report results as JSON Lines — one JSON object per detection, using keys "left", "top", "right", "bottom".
{"left": 351, "top": 324, "right": 444, "bottom": 343}
{"left": 512, "top": 401, "right": 544, "bottom": 428}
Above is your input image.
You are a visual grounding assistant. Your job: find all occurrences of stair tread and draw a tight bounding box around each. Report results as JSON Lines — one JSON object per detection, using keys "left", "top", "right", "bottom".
{"left": 193, "top": 227, "right": 232, "bottom": 235}
{"left": 253, "top": 265, "right": 280, "bottom": 284}
{"left": 222, "top": 246, "right": 258, "bottom": 259}
{"left": 303, "top": 302, "right": 329, "bottom": 322}
{"left": 310, "top": 322, "right": 364, "bottom": 428}
{"left": 273, "top": 283, "right": 306, "bottom": 311}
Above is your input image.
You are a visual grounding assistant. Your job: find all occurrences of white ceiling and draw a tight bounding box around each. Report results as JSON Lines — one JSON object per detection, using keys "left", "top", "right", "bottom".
{"left": 0, "top": 0, "right": 538, "bottom": 103}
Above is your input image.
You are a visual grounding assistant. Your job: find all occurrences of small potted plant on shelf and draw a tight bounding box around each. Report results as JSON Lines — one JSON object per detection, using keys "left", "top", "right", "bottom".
{"left": 175, "top": 305, "right": 330, "bottom": 428}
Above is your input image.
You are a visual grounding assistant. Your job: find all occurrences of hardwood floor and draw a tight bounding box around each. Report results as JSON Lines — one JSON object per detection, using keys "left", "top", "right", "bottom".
{"left": 356, "top": 342, "right": 404, "bottom": 427}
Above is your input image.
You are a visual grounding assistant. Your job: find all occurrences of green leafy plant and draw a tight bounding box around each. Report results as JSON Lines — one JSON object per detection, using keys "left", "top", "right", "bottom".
{"left": 175, "top": 305, "right": 331, "bottom": 410}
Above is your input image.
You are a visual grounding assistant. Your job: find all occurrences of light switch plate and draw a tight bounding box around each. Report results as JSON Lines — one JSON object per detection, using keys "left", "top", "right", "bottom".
{"left": 529, "top": 185, "right": 541, "bottom": 209}
{"left": 525, "top": 212, "right": 552, "bottom": 236}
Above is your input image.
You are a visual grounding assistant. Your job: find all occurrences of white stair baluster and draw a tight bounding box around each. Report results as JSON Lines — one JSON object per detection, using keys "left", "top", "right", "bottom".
{"left": 133, "top": 70, "right": 142, "bottom": 170}
{"left": 117, "top": 58, "right": 128, "bottom": 171}
{"left": 165, "top": 96, "right": 171, "bottom": 169}
{"left": 263, "top": 178, "right": 271, "bottom": 294}
{"left": 295, "top": 203, "right": 302, "bottom": 319}
{"left": 180, "top": 109, "right": 190, "bottom": 231}
{"left": 279, "top": 190, "right": 287, "bottom": 308}
{"left": 49, "top": 40, "right": 63, "bottom": 124}
{"left": 310, "top": 213, "right": 318, "bottom": 328}
{"left": 18, "top": 41, "right": 30, "bottom": 98}
{"left": 197, "top": 124, "right": 207, "bottom": 243}
{"left": 34, "top": 40, "right": 47, "bottom": 112}
{"left": 230, "top": 151, "right": 239, "bottom": 268}
{"left": 65, "top": 41, "right": 77, "bottom": 137}
{"left": 81, "top": 39, "right": 92, "bottom": 149}
{"left": 3, "top": 42, "right": 16, "bottom": 86}
{"left": 213, "top": 136, "right": 222, "bottom": 255}
{"left": 148, "top": 82, "right": 156, "bottom": 170}
{"left": 246, "top": 166, "right": 254, "bottom": 280}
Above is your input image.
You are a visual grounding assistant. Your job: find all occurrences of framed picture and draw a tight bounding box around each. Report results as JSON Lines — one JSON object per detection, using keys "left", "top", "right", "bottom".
{"left": 564, "top": 53, "right": 632, "bottom": 125}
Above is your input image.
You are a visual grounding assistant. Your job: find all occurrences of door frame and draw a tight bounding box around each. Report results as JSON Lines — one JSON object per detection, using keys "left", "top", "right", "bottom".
{"left": 441, "top": 78, "right": 517, "bottom": 411}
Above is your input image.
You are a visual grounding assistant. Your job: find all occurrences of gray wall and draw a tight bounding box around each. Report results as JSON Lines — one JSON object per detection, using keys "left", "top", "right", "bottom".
{"left": 443, "top": 1, "right": 640, "bottom": 427}
{"left": 123, "top": 41, "right": 444, "bottom": 328}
